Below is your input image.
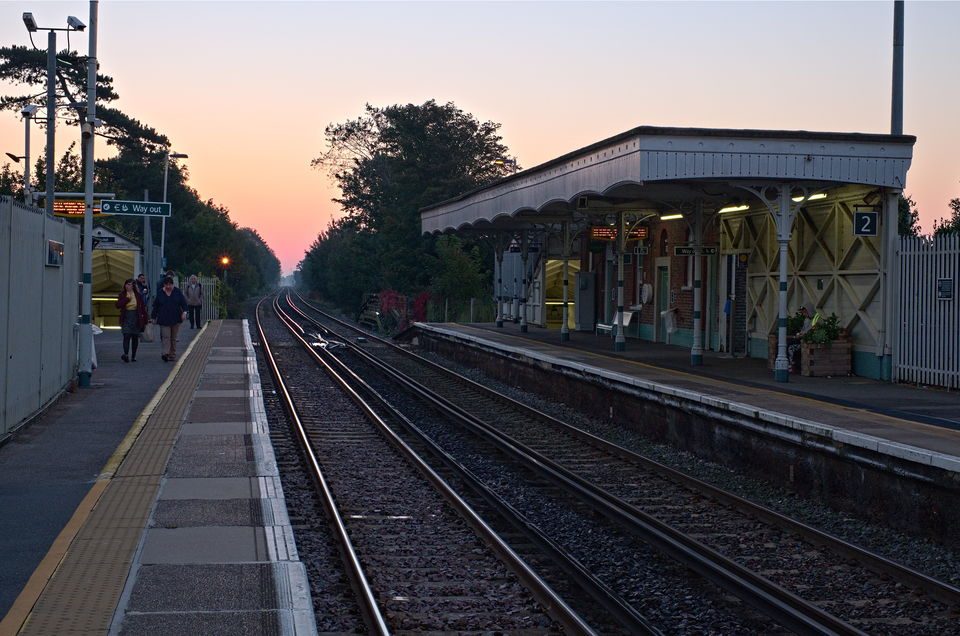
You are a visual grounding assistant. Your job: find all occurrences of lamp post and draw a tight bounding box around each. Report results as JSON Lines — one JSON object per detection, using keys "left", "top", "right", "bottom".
{"left": 160, "top": 150, "right": 188, "bottom": 269}
{"left": 5, "top": 105, "right": 38, "bottom": 204}
{"left": 21, "top": 13, "right": 84, "bottom": 216}
{"left": 23, "top": 9, "right": 91, "bottom": 385}
{"left": 220, "top": 256, "right": 230, "bottom": 286}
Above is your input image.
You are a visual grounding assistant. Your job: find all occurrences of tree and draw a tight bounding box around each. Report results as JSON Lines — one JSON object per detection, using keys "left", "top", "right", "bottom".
{"left": 933, "top": 197, "right": 960, "bottom": 236}
{"left": 898, "top": 194, "right": 921, "bottom": 236}
{"left": 431, "top": 235, "right": 484, "bottom": 307}
{"left": 306, "top": 100, "right": 514, "bottom": 308}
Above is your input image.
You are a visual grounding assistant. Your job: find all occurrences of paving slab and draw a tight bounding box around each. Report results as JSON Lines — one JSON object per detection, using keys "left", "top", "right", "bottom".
{"left": 160, "top": 477, "right": 260, "bottom": 500}
{"left": 140, "top": 527, "right": 268, "bottom": 563}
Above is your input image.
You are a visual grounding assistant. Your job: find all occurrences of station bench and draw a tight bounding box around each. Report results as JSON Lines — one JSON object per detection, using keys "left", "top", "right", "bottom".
{"left": 596, "top": 311, "right": 636, "bottom": 336}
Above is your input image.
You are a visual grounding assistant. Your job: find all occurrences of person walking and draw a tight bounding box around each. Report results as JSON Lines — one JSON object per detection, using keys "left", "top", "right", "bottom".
{"left": 136, "top": 273, "right": 151, "bottom": 308}
{"left": 116, "top": 278, "right": 148, "bottom": 363}
{"left": 184, "top": 274, "right": 204, "bottom": 329}
{"left": 152, "top": 276, "right": 189, "bottom": 362}
{"left": 156, "top": 269, "right": 175, "bottom": 297}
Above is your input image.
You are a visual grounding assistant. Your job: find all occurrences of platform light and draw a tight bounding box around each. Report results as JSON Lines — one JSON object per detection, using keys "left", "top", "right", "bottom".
{"left": 659, "top": 213, "right": 684, "bottom": 221}
{"left": 220, "top": 256, "right": 230, "bottom": 266}
{"left": 22, "top": 12, "right": 38, "bottom": 32}
{"left": 719, "top": 204, "right": 750, "bottom": 214}
{"left": 792, "top": 193, "right": 828, "bottom": 203}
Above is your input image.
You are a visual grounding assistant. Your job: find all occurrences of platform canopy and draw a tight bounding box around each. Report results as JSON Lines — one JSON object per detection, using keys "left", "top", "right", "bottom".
{"left": 421, "top": 126, "right": 915, "bottom": 234}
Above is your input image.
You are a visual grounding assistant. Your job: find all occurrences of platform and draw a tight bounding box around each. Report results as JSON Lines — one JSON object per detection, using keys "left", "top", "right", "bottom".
{"left": 413, "top": 322, "right": 960, "bottom": 474}
{"left": 1, "top": 320, "right": 314, "bottom": 635}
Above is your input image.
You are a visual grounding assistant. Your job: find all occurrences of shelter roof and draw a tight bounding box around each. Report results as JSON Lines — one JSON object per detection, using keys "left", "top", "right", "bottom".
{"left": 421, "top": 125, "right": 916, "bottom": 235}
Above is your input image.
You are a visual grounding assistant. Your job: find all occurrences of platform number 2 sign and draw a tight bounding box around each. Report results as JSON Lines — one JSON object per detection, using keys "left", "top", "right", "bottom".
{"left": 853, "top": 210, "right": 879, "bottom": 236}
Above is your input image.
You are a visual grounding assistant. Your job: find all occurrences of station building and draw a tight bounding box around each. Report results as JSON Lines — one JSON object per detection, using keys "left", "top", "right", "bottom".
{"left": 421, "top": 126, "right": 915, "bottom": 382}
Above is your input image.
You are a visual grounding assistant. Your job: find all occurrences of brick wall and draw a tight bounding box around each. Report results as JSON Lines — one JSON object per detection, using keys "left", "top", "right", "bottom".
{"left": 581, "top": 219, "right": 720, "bottom": 336}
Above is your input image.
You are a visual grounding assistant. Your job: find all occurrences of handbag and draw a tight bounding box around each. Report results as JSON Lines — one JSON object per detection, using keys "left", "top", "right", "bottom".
{"left": 141, "top": 322, "right": 155, "bottom": 343}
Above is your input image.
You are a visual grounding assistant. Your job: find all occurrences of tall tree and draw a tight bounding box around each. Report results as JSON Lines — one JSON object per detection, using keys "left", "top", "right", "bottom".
{"left": 308, "top": 99, "right": 513, "bottom": 302}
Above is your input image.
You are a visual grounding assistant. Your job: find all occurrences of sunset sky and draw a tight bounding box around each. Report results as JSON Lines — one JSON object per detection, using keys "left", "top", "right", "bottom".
{"left": 2, "top": 1, "right": 958, "bottom": 274}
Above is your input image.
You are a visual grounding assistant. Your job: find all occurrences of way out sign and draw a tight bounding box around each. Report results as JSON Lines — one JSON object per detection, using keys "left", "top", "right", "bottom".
{"left": 101, "top": 200, "right": 171, "bottom": 217}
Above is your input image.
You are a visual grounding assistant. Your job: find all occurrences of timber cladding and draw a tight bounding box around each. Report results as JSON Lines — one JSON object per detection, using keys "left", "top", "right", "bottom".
{"left": 418, "top": 331, "right": 960, "bottom": 547}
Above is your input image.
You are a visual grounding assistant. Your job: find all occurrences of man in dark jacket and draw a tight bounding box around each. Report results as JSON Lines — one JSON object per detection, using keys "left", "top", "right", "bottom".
{"left": 152, "top": 276, "right": 189, "bottom": 362}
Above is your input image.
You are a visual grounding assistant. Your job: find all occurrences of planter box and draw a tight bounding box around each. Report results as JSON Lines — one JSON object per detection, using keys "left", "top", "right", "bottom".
{"left": 801, "top": 337, "right": 852, "bottom": 377}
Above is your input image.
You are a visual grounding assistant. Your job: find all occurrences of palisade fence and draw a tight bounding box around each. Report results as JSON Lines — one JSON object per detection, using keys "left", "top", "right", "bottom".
{"left": 198, "top": 276, "right": 223, "bottom": 323}
{"left": 0, "top": 196, "right": 81, "bottom": 438}
{"left": 426, "top": 297, "right": 498, "bottom": 324}
{"left": 895, "top": 234, "right": 960, "bottom": 389}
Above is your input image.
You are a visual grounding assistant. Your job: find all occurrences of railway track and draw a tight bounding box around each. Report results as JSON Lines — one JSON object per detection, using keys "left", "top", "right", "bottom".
{"left": 284, "top": 289, "right": 960, "bottom": 635}
{"left": 257, "top": 295, "right": 614, "bottom": 633}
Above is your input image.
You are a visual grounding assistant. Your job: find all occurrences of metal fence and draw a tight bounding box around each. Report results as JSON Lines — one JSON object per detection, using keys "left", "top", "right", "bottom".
{"left": 199, "top": 276, "right": 222, "bottom": 323}
{"left": 895, "top": 234, "right": 960, "bottom": 388}
{"left": 0, "top": 196, "right": 81, "bottom": 438}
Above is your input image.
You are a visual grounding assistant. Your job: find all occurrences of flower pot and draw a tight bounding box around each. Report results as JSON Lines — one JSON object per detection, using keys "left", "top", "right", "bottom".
{"left": 801, "top": 336, "right": 852, "bottom": 377}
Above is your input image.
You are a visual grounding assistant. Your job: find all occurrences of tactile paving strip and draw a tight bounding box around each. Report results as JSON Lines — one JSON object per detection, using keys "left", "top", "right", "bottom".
{"left": 17, "top": 322, "right": 222, "bottom": 636}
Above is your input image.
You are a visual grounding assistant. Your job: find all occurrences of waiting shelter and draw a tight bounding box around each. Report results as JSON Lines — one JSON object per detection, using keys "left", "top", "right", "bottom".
{"left": 91, "top": 225, "right": 143, "bottom": 328}
{"left": 421, "top": 126, "right": 915, "bottom": 382}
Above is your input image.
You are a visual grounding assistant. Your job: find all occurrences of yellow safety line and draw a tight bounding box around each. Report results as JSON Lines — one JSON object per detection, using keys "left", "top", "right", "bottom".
{"left": 99, "top": 322, "right": 209, "bottom": 479}
{"left": 0, "top": 481, "right": 107, "bottom": 636}
{"left": 0, "top": 322, "right": 211, "bottom": 635}
{"left": 455, "top": 325, "right": 956, "bottom": 434}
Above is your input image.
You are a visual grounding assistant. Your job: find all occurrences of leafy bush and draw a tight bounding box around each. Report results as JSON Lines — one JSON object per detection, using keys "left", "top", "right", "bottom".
{"left": 802, "top": 313, "right": 841, "bottom": 345}
{"left": 787, "top": 310, "right": 807, "bottom": 336}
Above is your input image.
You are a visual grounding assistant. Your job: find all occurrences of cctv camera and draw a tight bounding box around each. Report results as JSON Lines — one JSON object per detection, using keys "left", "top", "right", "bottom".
{"left": 67, "top": 16, "right": 86, "bottom": 31}
{"left": 81, "top": 122, "right": 93, "bottom": 139}
{"left": 22, "top": 12, "right": 38, "bottom": 32}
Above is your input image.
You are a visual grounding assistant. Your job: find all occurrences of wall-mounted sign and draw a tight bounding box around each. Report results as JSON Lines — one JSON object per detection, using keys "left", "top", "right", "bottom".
{"left": 635, "top": 245, "right": 649, "bottom": 256}
{"left": 674, "top": 245, "right": 719, "bottom": 256}
{"left": 53, "top": 199, "right": 103, "bottom": 218}
{"left": 590, "top": 226, "right": 648, "bottom": 241}
{"left": 101, "top": 200, "right": 171, "bottom": 217}
{"left": 46, "top": 240, "right": 63, "bottom": 267}
{"left": 853, "top": 208, "right": 879, "bottom": 236}
{"left": 937, "top": 278, "right": 954, "bottom": 301}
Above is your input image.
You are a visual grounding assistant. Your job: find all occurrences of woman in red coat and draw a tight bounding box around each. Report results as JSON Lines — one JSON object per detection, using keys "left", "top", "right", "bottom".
{"left": 115, "top": 278, "right": 149, "bottom": 362}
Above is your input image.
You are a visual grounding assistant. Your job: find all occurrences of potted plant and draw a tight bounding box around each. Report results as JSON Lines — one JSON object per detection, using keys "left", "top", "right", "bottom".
{"left": 800, "top": 313, "right": 851, "bottom": 376}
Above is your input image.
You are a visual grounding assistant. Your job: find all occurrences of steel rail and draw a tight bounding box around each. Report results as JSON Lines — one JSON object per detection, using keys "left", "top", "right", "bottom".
{"left": 290, "top": 290, "right": 960, "bottom": 609}
{"left": 285, "top": 292, "right": 864, "bottom": 636}
{"left": 256, "top": 296, "right": 389, "bottom": 635}
{"left": 277, "top": 297, "right": 659, "bottom": 635}
{"left": 272, "top": 295, "right": 598, "bottom": 636}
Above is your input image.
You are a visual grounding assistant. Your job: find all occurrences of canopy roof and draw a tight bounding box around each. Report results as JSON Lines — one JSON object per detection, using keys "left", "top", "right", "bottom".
{"left": 421, "top": 125, "right": 916, "bottom": 234}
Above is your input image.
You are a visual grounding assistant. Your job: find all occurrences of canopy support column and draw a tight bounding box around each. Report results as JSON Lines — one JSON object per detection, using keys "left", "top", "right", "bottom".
{"left": 736, "top": 182, "right": 802, "bottom": 383}
{"left": 774, "top": 185, "right": 795, "bottom": 382}
{"left": 495, "top": 237, "right": 505, "bottom": 328}
{"left": 561, "top": 221, "right": 571, "bottom": 342}
{"left": 691, "top": 201, "right": 704, "bottom": 365}
{"left": 520, "top": 231, "right": 529, "bottom": 333}
{"left": 881, "top": 189, "right": 901, "bottom": 379}
{"left": 615, "top": 211, "right": 626, "bottom": 351}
